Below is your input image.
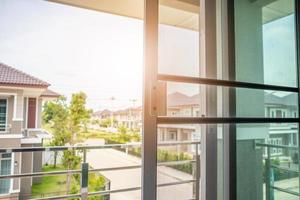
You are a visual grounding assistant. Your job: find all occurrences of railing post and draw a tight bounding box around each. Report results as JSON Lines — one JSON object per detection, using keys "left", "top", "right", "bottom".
{"left": 103, "top": 180, "right": 111, "bottom": 200}
{"left": 193, "top": 143, "right": 200, "bottom": 200}
{"left": 83, "top": 149, "right": 87, "bottom": 163}
{"left": 265, "top": 147, "right": 274, "bottom": 200}
{"left": 81, "top": 162, "right": 89, "bottom": 200}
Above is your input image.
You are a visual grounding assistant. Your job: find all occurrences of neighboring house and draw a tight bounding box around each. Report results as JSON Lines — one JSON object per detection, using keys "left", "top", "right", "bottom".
{"left": 264, "top": 92, "right": 298, "bottom": 157}
{"left": 0, "top": 63, "right": 59, "bottom": 199}
{"left": 114, "top": 106, "right": 142, "bottom": 130}
{"left": 92, "top": 92, "right": 201, "bottom": 154}
{"left": 93, "top": 91, "right": 299, "bottom": 156}
{"left": 92, "top": 107, "right": 142, "bottom": 131}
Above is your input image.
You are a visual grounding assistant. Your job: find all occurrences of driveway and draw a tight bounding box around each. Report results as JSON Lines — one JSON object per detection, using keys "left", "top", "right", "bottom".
{"left": 84, "top": 139, "right": 194, "bottom": 200}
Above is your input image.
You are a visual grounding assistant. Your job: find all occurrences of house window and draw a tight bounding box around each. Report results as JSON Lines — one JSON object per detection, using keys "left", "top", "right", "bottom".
{"left": 293, "top": 111, "right": 297, "bottom": 118}
{"left": 271, "top": 110, "right": 275, "bottom": 118}
{"left": 0, "top": 99, "right": 7, "bottom": 132}
{"left": 0, "top": 153, "right": 12, "bottom": 194}
{"left": 168, "top": 131, "right": 177, "bottom": 141}
{"left": 191, "top": 132, "right": 201, "bottom": 153}
{"left": 275, "top": 110, "right": 282, "bottom": 118}
{"left": 269, "top": 138, "right": 283, "bottom": 155}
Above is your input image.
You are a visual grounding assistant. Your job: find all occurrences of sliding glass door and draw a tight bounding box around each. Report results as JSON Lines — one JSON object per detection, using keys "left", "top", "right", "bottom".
{"left": 0, "top": 153, "right": 11, "bottom": 194}
{"left": 229, "top": 0, "right": 299, "bottom": 199}
{"left": 142, "top": 0, "right": 300, "bottom": 200}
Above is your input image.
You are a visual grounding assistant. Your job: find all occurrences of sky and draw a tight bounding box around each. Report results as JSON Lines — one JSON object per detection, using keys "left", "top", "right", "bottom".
{"left": 263, "top": 14, "right": 297, "bottom": 87}
{"left": 0, "top": 0, "right": 199, "bottom": 111}
{"left": 0, "top": 0, "right": 144, "bottom": 110}
{"left": 0, "top": 0, "right": 296, "bottom": 110}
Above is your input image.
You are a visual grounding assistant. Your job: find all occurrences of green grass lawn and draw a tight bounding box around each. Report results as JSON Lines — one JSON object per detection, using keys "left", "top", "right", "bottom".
{"left": 31, "top": 165, "right": 68, "bottom": 198}
{"left": 31, "top": 164, "right": 107, "bottom": 199}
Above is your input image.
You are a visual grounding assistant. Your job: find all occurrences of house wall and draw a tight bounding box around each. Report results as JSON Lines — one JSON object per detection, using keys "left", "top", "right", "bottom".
{"left": 36, "top": 98, "right": 43, "bottom": 129}
{"left": 22, "top": 98, "right": 27, "bottom": 129}
{"left": 0, "top": 88, "right": 24, "bottom": 134}
{"left": 32, "top": 144, "right": 43, "bottom": 184}
{"left": 20, "top": 144, "right": 33, "bottom": 200}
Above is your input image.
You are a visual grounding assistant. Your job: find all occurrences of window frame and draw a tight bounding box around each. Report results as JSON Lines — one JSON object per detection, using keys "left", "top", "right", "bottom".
{"left": 0, "top": 153, "right": 12, "bottom": 194}
{"left": 0, "top": 98, "right": 8, "bottom": 133}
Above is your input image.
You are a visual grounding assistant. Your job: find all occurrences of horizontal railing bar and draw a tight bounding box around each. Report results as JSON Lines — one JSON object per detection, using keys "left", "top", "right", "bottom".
{"left": 158, "top": 140, "right": 201, "bottom": 146}
{"left": 29, "top": 193, "right": 81, "bottom": 200}
{"left": 158, "top": 74, "right": 299, "bottom": 92}
{"left": 0, "top": 140, "right": 200, "bottom": 153}
{"left": 271, "top": 164, "right": 299, "bottom": 173}
{"left": 272, "top": 186, "right": 300, "bottom": 196}
{"left": 157, "top": 179, "right": 195, "bottom": 187}
{"left": 30, "top": 180, "right": 195, "bottom": 200}
{"left": 0, "top": 160, "right": 195, "bottom": 179}
{"left": 157, "top": 160, "right": 196, "bottom": 166}
{"left": 157, "top": 117, "right": 299, "bottom": 124}
{"left": 256, "top": 143, "right": 298, "bottom": 150}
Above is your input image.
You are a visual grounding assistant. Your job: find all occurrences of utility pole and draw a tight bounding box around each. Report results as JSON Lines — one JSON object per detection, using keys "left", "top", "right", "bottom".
{"left": 129, "top": 99, "right": 137, "bottom": 129}
{"left": 109, "top": 96, "right": 115, "bottom": 128}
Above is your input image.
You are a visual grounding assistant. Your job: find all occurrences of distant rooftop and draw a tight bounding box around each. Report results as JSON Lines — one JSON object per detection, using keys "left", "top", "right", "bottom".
{"left": 41, "top": 89, "right": 60, "bottom": 98}
{"left": 0, "top": 62, "right": 50, "bottom": 88}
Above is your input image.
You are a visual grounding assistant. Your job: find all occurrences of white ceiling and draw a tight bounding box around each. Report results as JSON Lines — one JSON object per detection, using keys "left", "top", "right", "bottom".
{"left": 48, "top": 0, "right": 199, "bottom": 30}
{"left": 49, "top": 0, "right": 294, "bottom": 30}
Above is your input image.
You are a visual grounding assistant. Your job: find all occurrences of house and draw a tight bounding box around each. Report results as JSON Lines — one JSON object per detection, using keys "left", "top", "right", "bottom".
{"left": 264, "top": 92, "right": 298, "bottom": 157}
{"left": 92, "top": 92, "right": 201, "bottom": 154}
{"left": 114, "top": 106, "right": 142, "bottom": 130}
{"left": 93, "top": 91, "right": 299, "bottom": 156}
{"left": 0, "top": 62, "right": 59, "bottom": 199}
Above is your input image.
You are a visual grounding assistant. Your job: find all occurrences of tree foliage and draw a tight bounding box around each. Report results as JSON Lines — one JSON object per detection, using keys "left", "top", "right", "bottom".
{"left": 43, "top": 92, "right": 92, "bottom": 193}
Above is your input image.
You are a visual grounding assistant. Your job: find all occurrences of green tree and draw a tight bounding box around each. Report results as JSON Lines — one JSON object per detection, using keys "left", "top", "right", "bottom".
{"left": 65, "top": 92, "right": 91, "bottom": 192}
{"left": 100, "top": 118, "right": 116, "bottom": 128}
{"left": 43, "top": 92, "right": 92, "bottom": 193}
{"left": 43, "top": 96, "right": 69, "bottom": 167}
{"left": 69, "top": 92, "right": 92, "bottom": 144}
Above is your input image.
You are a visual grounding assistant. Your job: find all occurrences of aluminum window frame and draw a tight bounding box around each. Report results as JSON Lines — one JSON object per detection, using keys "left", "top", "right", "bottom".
{"left": 0, "top": 98, "right": 8, "bottom": 133}
{"left": 143, "top": 0, "right": 300, "bottom": 199}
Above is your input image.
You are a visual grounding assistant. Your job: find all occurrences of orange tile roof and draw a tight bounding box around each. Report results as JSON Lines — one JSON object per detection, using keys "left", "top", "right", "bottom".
{"left": 0, "top": 62, "right": 50, "bottom": 88}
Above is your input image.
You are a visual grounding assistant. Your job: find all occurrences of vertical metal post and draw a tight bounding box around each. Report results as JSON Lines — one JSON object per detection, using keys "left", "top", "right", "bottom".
{"left": 83, "top": 149, "right": 87, "bottom": 163}
{"left": 142, "top": 0, "right": 158, "bottom": 200}
{"left": 200, "top": 0, "right": 218, "bottom": 199}
{"left": 193, "top": 143, "right": 200, "bottom": 200}
{"left": 294, "top": 0, "right": 300, "bottom": 197}
{"left": 104, "top": 180, "right": 111, "bottom": 200}
{"left": 265, "top": 147, "right": 271, "bottom": 200}
{"left": 81, "top": 162, "right": 89, "bottom": 200}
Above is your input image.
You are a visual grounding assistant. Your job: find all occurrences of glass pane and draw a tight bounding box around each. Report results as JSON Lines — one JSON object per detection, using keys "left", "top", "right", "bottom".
{"left": 236, "top": 123, "right": 299, "bottom": 200}
{"left": 0, "top": 158, "right": 11, "bottom": 194}
{"left": 156, "top": 124, "right": 201, "bottom": 200}
{"left": 233, "top": 0, "right": 297, "bottom": 87}
{"left": 158, "top": 0, "right": 200, "bottom": 77}
{"left": 158, "top": 81, "right": 298, "bottom": 118}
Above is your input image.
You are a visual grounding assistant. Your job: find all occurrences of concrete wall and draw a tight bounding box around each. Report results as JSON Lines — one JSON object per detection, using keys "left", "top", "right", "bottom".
{"left": 37, "top": 98, "right": 43, "bottom": 129}
{"left": 20, "top": 144, "right": 33, "bottom": 200}
{"left": 32, "top": 144, "right": 43, "bottom": 184}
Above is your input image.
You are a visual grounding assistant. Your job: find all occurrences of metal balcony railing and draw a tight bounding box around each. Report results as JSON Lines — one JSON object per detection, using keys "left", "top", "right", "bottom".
{"left": 256, "top": 142, "right": 300, "bottom": 200}
{"left": 0, "top": 141, "right": 200, "bottom": 200}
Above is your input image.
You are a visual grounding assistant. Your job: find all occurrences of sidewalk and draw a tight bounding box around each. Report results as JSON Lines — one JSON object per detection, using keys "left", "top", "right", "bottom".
{"left": 84, "top": 139, "right": 194, "bottom": 200}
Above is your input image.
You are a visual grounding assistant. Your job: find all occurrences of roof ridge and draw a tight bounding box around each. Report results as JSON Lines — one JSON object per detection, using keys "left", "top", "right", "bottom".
{"left": 0, "top": 62, "right": 50, "bottom": 87}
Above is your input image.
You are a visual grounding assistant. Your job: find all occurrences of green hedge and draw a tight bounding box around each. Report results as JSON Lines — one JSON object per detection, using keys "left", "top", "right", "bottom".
{"left": 105, "top": 139, "right": 193, "bottom": 174}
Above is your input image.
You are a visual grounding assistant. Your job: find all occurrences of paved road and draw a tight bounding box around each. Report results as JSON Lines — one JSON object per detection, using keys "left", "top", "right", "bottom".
{"left": 84, "top": 139, "right": 194, "bottom": 200}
